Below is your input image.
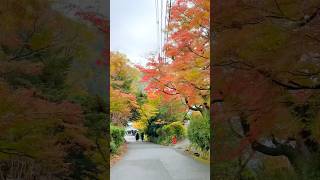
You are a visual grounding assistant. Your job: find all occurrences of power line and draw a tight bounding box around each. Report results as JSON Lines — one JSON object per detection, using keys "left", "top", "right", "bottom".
{"left": 164, "top": 0, "right": 171, "bottom": 63}
{"left": 167, "top": 0, "right": 172, "bottom": 42}
{"left": 155, "top": 0, "right": 159, "bottom": 58}
{"left": 163, "top": 0, "right": 168, "bottom": 63}
{"left": 160, "top": 0, "right": 163, "bottom": 58}
{"left": 155, "top": 0, "right": 172, "bottom": 63}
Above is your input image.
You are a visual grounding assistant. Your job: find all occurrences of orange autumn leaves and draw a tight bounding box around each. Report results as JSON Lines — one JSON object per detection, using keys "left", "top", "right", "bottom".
{"left": 138, "top": 0, "right": 210, "bottom": 110}
{"left": 110, "top": 52, "right": 139, "bottom": 125}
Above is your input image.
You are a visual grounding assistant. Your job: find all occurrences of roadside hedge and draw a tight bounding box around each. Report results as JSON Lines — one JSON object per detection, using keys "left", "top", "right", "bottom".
{"left": 163, "top": 121, "right": 186, "bottom": 140}
{"left": 156, "top": 121, "right": 186, "bottom": 145}
{"left": 188, "top": 114, "right": 210, "bottom": 151}
{"left": 110, "top": 124, "right": 125, "bottom": 153}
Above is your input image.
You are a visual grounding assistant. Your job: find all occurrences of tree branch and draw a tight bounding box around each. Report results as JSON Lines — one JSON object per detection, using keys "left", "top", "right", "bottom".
{"left": 239, "top": 116, "right": 294, "bottom": 157}
{"left": 251, "top": 141, "right": 286, "bottom": 156}
{"left": 187, "top": 46, "right": 209, "bottom": 59}
{"left": 0, "top": 148, "right": 35, "bottom": 159}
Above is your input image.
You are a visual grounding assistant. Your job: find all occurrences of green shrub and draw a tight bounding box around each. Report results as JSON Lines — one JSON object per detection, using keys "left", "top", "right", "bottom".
{"left": 155, "top": 121, "right": 186, "bottom": 145}
{"left": 110, "top": 124, "right": 125, "bottom": 153}
{"left": 110, "top": 141, "right": 117, "bottom": 154}
{"left": 188, "top": 114, "right": 210, "bottom": 151}
{"left": 163, "top": 121, "right": 186, "bottom": 139}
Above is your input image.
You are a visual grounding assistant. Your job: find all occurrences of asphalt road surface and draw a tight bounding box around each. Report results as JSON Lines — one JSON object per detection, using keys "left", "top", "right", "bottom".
{"left": 111, "top": 136, "right": 210, "bottom": 180}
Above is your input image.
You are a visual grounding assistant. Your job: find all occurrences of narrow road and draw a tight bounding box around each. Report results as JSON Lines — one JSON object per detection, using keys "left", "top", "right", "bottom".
{"left": 111, "top": 136, "right": 210, "bottom": 180}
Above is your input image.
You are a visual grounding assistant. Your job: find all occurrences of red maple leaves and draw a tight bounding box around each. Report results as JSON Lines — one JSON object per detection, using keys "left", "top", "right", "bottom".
{"left": 138, "top": 0, "right": 210, "bottom": 112}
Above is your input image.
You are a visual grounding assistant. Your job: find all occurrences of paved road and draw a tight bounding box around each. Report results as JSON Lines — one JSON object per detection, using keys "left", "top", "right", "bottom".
{"left": 111, "top": 136, "right": 210, "bottom": 180}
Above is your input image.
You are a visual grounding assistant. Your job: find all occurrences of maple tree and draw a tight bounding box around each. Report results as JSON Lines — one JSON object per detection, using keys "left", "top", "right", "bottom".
{"left": 110, "top": 52, "right": 139, "bottom": 126}
{"left": 213, "top": 0, "right": 320, "bottom": 178}
{"left": 0, "top": 0, "right": 109, "bottom": 179}
{"left": 0, "top": 82, "right": 92, "bottom": 179}
{"left": 138, "top": 0, "right": 210, "bottom": 115}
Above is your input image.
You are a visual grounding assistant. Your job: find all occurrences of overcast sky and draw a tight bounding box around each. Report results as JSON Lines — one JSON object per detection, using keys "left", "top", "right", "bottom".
{"left": 111, "top": 0, "right": 161, "bottom": 66}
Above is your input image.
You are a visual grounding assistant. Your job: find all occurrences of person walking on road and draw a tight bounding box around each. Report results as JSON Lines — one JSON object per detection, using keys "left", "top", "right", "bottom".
{"left": 135, "top": 132, "right": 140, "bottom": 141}
{"left": 141, "top": 132, "right": 144, "bottom": 142}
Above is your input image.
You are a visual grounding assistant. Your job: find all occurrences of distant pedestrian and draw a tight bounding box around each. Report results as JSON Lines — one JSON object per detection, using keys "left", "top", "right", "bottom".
{"left": 141, "top": 132, "right": 144, "bottom": 141}
{"left": 135, "top": 132, "right": 140, "bottom": 141}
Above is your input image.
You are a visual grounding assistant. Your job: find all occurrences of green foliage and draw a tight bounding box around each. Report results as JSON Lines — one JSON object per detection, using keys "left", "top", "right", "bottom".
{"left": 110, "top": 124, "right": 125, "bottom": 153}
{"left": 133, "top": 98, "right": 159, "bottom": 131}
{"left": 146, "top": 116, "right": 162, "bottom": 138}
{"left": 110, "top": 141, "right": 117, "bottom": 154}
{"left": 143, "top": 96, "right": 186, "bottom": 143}
{"left": 150, "top": 121, "right": 186, "bottom": 145}
{"left": 161, "top": 121, "right": 186, "bottom": 139}
{"left": 188, "top": 114, "right": 210, "bottom": 151}
{"left": 136, "top": 91, "right": 148, "bottom": 105}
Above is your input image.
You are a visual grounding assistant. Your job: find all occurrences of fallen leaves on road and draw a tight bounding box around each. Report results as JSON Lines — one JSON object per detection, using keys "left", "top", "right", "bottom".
{"left": 110, "top": 143, "right": 128, "bottom": 167}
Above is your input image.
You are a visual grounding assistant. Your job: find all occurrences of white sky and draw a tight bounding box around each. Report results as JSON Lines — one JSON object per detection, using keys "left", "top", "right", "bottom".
{"left": 111, "top": 0, "right": 159, "bottom": 66}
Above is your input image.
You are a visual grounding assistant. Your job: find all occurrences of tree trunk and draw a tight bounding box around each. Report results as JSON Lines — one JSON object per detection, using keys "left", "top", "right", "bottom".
{"left": 253, "top": 141, "right": 316, "bottom": 179}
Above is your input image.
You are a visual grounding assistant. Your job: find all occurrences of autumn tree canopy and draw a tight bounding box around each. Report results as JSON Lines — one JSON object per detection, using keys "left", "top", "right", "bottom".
{"left": 0, "top": 0, "right": 109, "bottom": 179}
{"left": 138, "top": 0, "right": 210, "bottom": 115}
{"left": 213, "top": 0, "right": 320, "bottom": 178}
{"left": 110, "top": 52, "right": 139, "bottom": 126}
